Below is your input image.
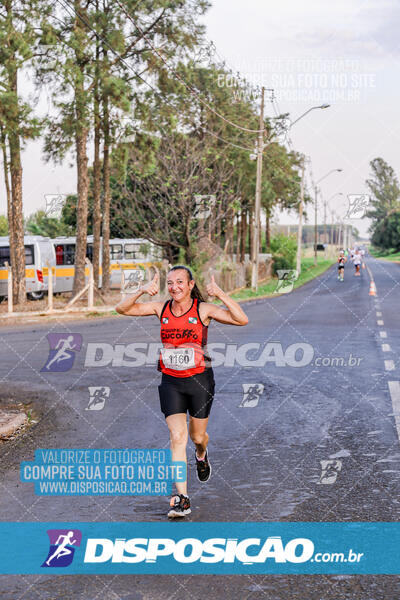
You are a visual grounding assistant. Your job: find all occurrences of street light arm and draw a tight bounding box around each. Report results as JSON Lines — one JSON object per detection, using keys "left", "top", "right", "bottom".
{"left": 316, "top": 168, "right": 342, "bottom": 185}
{"left": 290, "top": 104, "right": 330, "bottom": 128}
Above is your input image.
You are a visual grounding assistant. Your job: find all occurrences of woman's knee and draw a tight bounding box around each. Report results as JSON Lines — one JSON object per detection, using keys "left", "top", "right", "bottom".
{"left": 190, "top": 430, "right": 208, "bottom": 446}
{"left": 169, "top": 427, "right": 188, "bottom": 447}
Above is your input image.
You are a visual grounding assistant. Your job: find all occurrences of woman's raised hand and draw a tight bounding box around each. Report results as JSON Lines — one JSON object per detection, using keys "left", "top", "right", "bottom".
{"left": 206, "top": 274, "right": 223, "bottom": 299}
{"left": 141, "top": 272, "right": 159, "bottom": 296}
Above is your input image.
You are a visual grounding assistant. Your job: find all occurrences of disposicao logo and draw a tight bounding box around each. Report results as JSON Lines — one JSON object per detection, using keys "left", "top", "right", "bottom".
{"left": 83, "top": 536, "right": 314, "bottom": 564}
{"left": 41, "top": 334, "right": 82, "bottom": 372}
{"left": 42, "top": 529, "right": 82, "bottom": 567}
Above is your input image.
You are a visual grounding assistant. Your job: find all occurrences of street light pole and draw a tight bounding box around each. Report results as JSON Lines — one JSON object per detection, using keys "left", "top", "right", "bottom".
{"left": 251, "top": 102, "right": 330, "bottom": 285}
{"left": 296, "top": 155, "right": 305, "bottom": 274}
{"left": 313, "top": 168, "right": 343, "bottom": 266}
{"left": 314, "top": 185, "right": 318, "bottom": 266}
{"left": 251, "top": 86, "right": 265, "bottom": 291}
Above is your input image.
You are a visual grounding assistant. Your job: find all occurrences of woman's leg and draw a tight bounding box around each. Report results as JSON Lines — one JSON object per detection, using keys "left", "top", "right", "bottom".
{"left": 189, "top": 416, "right": 209, "bottom": 460}
{"left": 165, "top": 413, "right": 188, "bottom": 496}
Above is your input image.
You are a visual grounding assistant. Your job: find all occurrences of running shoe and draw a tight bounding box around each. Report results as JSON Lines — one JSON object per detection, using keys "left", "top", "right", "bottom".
{"left": 195, "top": 449, "right": 212, "bottom": 483}
{"left": 168, "top": 494, "right": 191, "bottom": 518}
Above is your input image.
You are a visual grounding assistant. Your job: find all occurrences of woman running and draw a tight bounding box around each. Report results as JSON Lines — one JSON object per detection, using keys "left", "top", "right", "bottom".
{"left": 337, "top": 250, "right": 346, "bottom": 281}
{"left": 116, "top": 265, "right": 249, "bottom": 518}
{"left": 352, "top": 250, "right": 362, "bottom": 276}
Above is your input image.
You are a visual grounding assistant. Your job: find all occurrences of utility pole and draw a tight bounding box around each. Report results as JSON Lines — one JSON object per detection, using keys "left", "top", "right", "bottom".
{"left": 251, "top": 86, "right": 265, "bottom": 291}
{"left": 296, "top": 156, "right": 305, "bottom": 274}
{"left": 323, "top": 198, "right": 327, "bottom": 244}
{"left": 314, "top": 186, "right": 318, "bottom": 266}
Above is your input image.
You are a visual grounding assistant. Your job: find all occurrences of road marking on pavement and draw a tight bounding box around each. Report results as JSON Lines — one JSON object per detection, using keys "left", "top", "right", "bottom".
{"left": 377, "top": 320, "right": 384, "bottom": 326}
{"left": 376, "top": 311, "right": 382, "bottom": 317}
{"left": 388, "top": 381, "right": 400, "bottom": 441}
{"left": 385, "top": 360, "right": 395, "bottom": 371}
{"left": 382, "top": 344, "right": 391, "bottom": 352}
{"left": 380, "top": 331, "right": 387, "bottom": 338}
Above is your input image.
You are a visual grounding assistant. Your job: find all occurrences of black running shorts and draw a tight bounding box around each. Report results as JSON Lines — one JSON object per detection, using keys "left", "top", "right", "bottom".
{"left": 158, "top": 368, "right": 215, "bottom": 419}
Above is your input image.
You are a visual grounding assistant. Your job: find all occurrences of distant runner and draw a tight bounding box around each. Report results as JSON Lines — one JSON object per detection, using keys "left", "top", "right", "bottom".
{"left": 353, "top": 250, "right": 362, "bottom": 276}
{"left": 337, "top": 250, "right": 346, "bottom": 281}
{"left": 116, "top": 266, "right": 249, "bottom": 518}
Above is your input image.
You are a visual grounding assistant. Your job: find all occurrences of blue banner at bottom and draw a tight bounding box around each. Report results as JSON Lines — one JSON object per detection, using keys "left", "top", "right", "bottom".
{"left": 0, "top": 522, "right": 399, "bottom": 574}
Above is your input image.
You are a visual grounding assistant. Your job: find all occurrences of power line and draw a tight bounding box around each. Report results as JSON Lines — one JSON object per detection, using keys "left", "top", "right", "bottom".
{"left": 53, "top": 0, "right": 258, "bottom": 154}
{"left": 114, "top": 0, "right": 263, "bottom": 134}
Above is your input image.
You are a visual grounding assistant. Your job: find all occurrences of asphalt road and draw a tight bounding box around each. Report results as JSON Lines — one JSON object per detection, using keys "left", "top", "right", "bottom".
{"left": 0, "top": 256, "right": 399, "bottom": 599}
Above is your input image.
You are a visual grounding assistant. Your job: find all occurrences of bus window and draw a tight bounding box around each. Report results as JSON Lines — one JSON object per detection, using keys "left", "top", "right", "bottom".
{"left": 124, "top": 244, "right": 141, "bottom": 259}
{"left": 0, "top": 245, "right": 34, "bottom": 266}
{"left": 55, "top": 245, "right": 64, "bottom": 265}
{"left": 110, "top": 244, "right": 123, "bottom": 260}
{"left": 0, "top": 247, "right": 11, "bottom": 266}
{"left": 86, "top": 244, "right": 93, "bottom": 262}
{"left": 65, "top": 244, "right": 75, "bottom": 265}
{"left": 56, "top": 244, "right": 75, "bottom": 265}
{"left": 24, "top": 245, "right": 34, "bottom": 265}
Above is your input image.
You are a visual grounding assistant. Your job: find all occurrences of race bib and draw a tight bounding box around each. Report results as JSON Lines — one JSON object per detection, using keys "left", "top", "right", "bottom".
{"left": 161, "top": 347, "right": 196, "bottom": 370}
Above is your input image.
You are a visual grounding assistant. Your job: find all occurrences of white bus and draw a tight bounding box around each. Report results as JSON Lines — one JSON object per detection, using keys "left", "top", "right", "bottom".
{"left": 0, "top": 236, "right": 162, "bottom": 301}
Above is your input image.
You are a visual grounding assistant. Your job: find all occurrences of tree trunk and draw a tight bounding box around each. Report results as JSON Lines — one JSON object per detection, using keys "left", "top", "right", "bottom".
{"left": 215, "top": 209, "right": 221, "bottom": 246}
{"left": 7, "top": 69, "right": 26, "bottom": 305}
{"left": 73, "top": 128, "right": 89, "bottom": 296}
{"left": 265, "top": 209, "right": 271, "bottom": 250}
{"left": 1, "top": 128, "right": 16, "bottom": 298}
{"left": 72, "top": 1, "right": 89, "bottom": 297}
{"left": 101, "top": 92, "right": 111, "bottom": 294}
{"left": 235, "top": 213, "right": 241, "bottom": 262}
{"left": 92, "top": 2, "right": 101, "bottom": 289}
{"left": 224, "top": 202, "right": 234, "bottom": 255}
{"left": 248, "top": 205, "right": 253, "bottom": 261}
{"left": 240, "top": 208, "right": 246, "bottom": 263}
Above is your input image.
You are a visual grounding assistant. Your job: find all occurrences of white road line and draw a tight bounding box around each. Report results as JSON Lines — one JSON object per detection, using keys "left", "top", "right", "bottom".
{"left": 377, "top": 320, "right": 384, "bottom": 326}
{"left": 376, "top": 311, "right": 382, "bottom": 317}
{"left": 389, "top": 381, "right": 400, "bottom": 442}
{"left": 382, "top": 344, "right": 391, "bottom": 352}
{"left": 385, "top": 360, "right": 395, "bottom": 371}
{"left": 380, "top": 331, "right": 388, "bottom": 338}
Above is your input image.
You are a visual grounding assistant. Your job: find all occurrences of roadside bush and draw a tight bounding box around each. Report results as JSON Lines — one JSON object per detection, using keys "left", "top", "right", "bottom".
{"left": 270, "top": 233, "right": 297, "bottom": 274}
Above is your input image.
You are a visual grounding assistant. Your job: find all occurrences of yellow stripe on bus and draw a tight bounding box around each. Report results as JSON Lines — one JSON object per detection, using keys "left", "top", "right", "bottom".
{"left": 0, "top": 262, "right": 157, "bottom": 280}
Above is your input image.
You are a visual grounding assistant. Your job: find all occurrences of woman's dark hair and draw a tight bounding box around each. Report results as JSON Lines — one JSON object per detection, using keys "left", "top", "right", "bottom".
{"left": 168, "top": 265, "right": 205, "bottom": 302}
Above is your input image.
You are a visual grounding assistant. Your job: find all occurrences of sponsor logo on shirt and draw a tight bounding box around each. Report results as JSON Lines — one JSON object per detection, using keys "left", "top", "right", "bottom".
{"left": 188, "top": 317, "right": 198, "bottom": 324}
{"left": 162, "top": 318, "right": 169, "bottom": 324}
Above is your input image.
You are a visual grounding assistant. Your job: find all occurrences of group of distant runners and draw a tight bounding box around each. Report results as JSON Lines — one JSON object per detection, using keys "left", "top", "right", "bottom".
{"left": 337, "top": 246, "right": 366, "bottom": 281}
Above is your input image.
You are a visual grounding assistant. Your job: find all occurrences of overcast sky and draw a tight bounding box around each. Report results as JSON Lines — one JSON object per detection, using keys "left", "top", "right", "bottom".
{"left": 1, "top": 0, "right": 399, "bottom": 238}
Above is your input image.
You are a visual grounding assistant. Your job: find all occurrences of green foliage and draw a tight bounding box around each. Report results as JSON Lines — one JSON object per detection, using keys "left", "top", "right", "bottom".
{"left": 0, "top": 215, "right": 8, "bottom": 236}
{"left": 270, "top": 233, "right": 297, "bottom": 273}
{"left": 371, "top": 210, "right": 400, "bottom": 251}
{"left": 365, "top": 157, "right": 400, "bottom": 250}
{"left": 25, "top": 210, "right": 73, "bottom": 237}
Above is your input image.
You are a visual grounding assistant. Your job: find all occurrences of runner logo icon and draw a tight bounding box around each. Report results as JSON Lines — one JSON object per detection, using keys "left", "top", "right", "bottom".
{"left": 41, "top": 333, "right": 82, "bottom": 372}
{"left": 42, "top": 529, "right": 82, "bottom": 567}
{"left": 239, "top": 384, "right": 264, "bottom": 407}
{"left": 317, "top": 460, "right": 343, "bottom": 485}
{"left": 86, "top": 386, "right": 110, "bottom": 411}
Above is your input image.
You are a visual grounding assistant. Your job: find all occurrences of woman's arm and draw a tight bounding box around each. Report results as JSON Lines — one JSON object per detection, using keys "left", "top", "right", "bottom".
{"left": 115, "top": 273, "right": 163, "bottom": 317}
{"left": 201, "top": 275, "right": 249, "bottom": 326}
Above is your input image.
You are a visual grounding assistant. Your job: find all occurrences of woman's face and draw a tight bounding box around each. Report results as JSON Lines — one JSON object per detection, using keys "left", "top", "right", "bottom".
{"left": 167, "top": 269, "right": 194, "bottom": 301}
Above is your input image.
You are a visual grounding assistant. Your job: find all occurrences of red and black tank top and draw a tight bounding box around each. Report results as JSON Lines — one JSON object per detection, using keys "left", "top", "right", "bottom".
{"left": 157, "top": 297, "right": 211, "bottom": 377}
